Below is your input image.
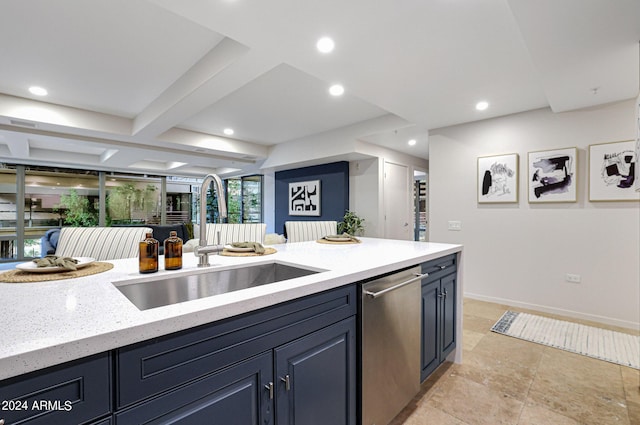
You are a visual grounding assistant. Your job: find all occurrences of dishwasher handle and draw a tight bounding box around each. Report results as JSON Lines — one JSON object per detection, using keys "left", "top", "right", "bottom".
{"left": 363, "top": 273, "right": 429, "bottom": 299}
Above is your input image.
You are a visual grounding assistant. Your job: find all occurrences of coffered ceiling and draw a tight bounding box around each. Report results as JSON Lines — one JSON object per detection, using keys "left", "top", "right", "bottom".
{"left": 0, "top": 0, "right": 638, "bottom": 177}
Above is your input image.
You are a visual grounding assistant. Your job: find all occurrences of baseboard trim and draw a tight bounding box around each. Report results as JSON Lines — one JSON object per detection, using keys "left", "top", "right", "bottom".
{"left": 465, "top": 292, "right": 640, "bottom": 332}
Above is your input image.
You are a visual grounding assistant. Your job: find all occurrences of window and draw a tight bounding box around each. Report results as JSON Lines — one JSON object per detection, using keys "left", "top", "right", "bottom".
{"left": 0, "top": 168, "right": 17, "bottom": 260}
{"left": 0, "top": 163, "right": 248, "bottom": 262}
{"left": 225, "top": 175, "right": 263, "bottom": 224}
{"left": 106, "top": 175, "right": 160, "bottom": 225}
{"left": 25, "top": 168, "right": 100, "bottom": 257}
{"left": 242, "top": 175, "right": 263, "bottom": 223}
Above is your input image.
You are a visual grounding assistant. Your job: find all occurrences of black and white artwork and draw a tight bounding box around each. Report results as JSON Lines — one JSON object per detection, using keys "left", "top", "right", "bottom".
{"left": 477, "top": 153, "right": 518, "bottom": 203}
{"left": 288, "top": 180, "right": 321, "bottom": 216}
{"left": 635, "top": 93, "right": 640, "bottom": 193}
{"left": 528, "top": 147, "right": 577, "bottom": 203}
{"left": 589, "top": 140, "right": 639, "bottom": 201}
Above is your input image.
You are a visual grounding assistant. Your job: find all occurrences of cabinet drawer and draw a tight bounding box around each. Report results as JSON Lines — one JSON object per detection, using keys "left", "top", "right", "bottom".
{"left": 115, "top": 352, "right": 272, "bottom": 425}
{"left": 0, "top": 353, "right": 111, "bottom": 425}
{"left": 422, "top": 254, "right": 456, "bottom": 282}
{"left": 116, "top": 284, "right": 356, "bottom": 408}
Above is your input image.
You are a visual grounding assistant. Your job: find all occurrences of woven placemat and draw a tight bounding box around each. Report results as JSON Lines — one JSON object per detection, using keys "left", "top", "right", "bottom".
{"left": 316, "top": 238, "right": 361, "bottom": 245}
{"left": 0, "top": 262, "right": 114, "bottom": 283}
{"left": 220, "top": 247, "right": 277, "bottom": 257}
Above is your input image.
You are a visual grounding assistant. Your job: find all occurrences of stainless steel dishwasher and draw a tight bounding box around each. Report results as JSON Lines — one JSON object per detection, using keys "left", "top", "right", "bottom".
{"left": 361, "top": 265, "right": 427, "bottom": 425}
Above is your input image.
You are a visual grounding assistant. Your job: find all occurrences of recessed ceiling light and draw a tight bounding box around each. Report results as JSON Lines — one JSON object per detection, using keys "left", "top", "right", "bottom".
{"left": 223, "top": 128, "right": 234, "bottom": 136}
{"left": 316, "top": 37, "right": 335, "bottom": 53}
{"left": 29, "top": 86, "right": 48, "bottom": 96}
{"left": 408, "top": 139, "right": 417, "bottom": 146}
{"left": 475, "top": 101, "right": 489, "bottom": 111}
{"left": 329, "top": 84, "right": 344, "bottom": 96}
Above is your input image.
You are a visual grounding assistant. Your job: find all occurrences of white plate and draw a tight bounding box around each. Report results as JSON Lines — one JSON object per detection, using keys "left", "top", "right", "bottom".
{"left": 324, "top": 237, "right": 353, "bottom": 242}
{"left": 224, "top": 245, "right": 256, "bottom": 252}
{"left": 16, "top": 257, "right": 95, "bottom": 273}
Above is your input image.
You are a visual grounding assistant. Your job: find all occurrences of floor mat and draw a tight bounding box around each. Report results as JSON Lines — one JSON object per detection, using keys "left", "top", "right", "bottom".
{"left": 492, "top": 310, "right": 639, "bottom": 369}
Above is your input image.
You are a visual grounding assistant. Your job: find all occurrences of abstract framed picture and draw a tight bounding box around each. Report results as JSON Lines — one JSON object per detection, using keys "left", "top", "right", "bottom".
{"left": 288, "top": 180, "right": 321, "bottom": 216}
{"left": 635, "top": 92, "right": 640, "bottom": 193}
{"left": 477, "top": 153, "right": 518, "bottom": 203}
{"left": 528, "top": 147, "right": 577, "bottom": 203}
{"left": 589, "top": 140, "right": 639, "bottom": 201}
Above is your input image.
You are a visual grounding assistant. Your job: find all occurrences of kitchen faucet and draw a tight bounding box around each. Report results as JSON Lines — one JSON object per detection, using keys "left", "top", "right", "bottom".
{"left": 194, "top": 174, "right": 228, "bottom": 267}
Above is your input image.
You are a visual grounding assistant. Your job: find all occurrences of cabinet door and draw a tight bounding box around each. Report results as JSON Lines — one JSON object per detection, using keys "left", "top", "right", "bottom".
{"left": 421, "top": 279, "right": 440, "bottom": 381}
{"left": 115, "top": 352, "right": 273, "bottom": 425}
{"left": 274, "top": 317, "right": 356, "bottom": 425}
{"left": 440, "top": 273, "right": 457, "bottom": 359}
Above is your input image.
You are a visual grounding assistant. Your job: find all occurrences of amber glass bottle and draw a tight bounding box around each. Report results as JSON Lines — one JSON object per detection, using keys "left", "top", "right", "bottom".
{"left": 163, "top": 230, "right": 183, "bottom": 270}
{"left": 139, "top": 232, "right": 159, "bottom": 273}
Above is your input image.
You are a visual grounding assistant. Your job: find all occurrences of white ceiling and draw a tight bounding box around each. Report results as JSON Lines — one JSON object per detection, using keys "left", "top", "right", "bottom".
{"left": 0, "top": 0, "right": 638, "bottom": 177}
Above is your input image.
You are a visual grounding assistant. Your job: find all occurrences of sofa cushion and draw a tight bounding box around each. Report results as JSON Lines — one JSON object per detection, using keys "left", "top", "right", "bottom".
{"left": 112, "top": 223, "right": 189, "bottom": 255}
{"left": 41, "top": 228, "right": 61, "bottom": 256}
{"left": 285, "top": 221, "right": 338, "bottom": 242}
{"left": 148, "top": 224, "right": 188, "bottom": 253}
{"left": 204, "top": 223, "right": 267, "bottom": 245}
{"left": 55, "top": 227, "right": 152, "bottom": 261}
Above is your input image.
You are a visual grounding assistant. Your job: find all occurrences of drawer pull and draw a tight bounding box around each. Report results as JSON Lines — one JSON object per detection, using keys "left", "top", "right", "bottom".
{"left": 439, "top": 265, "right": 446, "bottom": 270}
{"left": 280, "top": 374, "right": 291, "bottom": 391}
{"left": 264, "top": 382, "right": 274, "bottom": 399}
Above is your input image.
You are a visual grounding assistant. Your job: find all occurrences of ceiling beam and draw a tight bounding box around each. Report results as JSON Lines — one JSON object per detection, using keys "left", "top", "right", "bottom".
{"left": 132, "top": 39, "right": 281, "bottom": 139}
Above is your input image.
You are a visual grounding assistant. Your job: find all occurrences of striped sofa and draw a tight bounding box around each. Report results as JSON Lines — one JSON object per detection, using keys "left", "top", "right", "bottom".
{"left": 55, "top": 227, "right": 152, "bottom": 261}
{"left": 285, "top": 221, "right": 337, "bottom": 243}
{"left": 204, "top": 223, "right": 267, "bottom": 245}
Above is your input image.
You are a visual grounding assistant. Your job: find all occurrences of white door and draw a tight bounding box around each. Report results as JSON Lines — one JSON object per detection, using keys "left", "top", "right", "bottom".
{"left": 384, "top": 161, "right": 411, "bottom": 240}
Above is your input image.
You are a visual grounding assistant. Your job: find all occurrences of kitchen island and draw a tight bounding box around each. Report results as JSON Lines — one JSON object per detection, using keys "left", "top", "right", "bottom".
{"left": 0, "top": 237, "right": 462, "bottom": 425}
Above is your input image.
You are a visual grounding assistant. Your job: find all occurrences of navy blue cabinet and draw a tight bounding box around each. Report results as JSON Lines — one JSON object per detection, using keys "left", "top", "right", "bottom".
{"left": 116, "top": 285, "right": 356, "bottom": 408}
{"left": 421, "top": 255, "right": 457, "bottom": 381}
{"left": 275, "top": 317, "right": 356, "bottom": 425}
{"left": 115, "top": 318, "right": 356, "bottom": 425}
{"left": 115, "top": 285, "right": 357, "bottom": 425}
{"left": 115, "top": 352, "right": 273, "bottom": 425}
{"left": 0, "top": 353, "right": 111, "bottom": 425}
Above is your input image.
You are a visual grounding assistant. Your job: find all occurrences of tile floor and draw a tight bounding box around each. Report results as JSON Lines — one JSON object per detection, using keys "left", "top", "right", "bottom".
{"left": 390, "top": 298, "right": 640, "bottom": 425}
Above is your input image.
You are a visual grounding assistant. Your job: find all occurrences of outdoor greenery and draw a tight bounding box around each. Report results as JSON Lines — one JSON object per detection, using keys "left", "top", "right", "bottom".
{"left": 56, "top": 189, "right": 98, "bottom": 227}
{"left": 226, "top": 179, "right": 242, "bottom": 223}
{"left": 338, "top": 210, "right": 365, "bottom": 235}
{"left": 107, "top": 183, "right": 158, "bottom": 224}
{"left": 221, "top": 177, "right": 262, "bottom": 224}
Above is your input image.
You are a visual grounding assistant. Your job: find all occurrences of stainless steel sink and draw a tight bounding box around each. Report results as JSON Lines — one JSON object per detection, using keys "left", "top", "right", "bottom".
{"left": 113, "top": 262, "right": 323, "bottom": 310}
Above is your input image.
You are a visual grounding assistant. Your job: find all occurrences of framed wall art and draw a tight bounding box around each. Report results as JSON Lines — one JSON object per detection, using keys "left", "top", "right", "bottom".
{"left": 589, "top": 140, "right": 639, "bottom": 201}
{"left": 288, "top": 180, "right": 321, "bottom": 216}
{"left": 635, "top": 92, "right": 640, "bottom": 193}
{"left": 528, "top": 147, "right": 577, "bottom": 203}
{"left": 477, "top": 153, "right": 519, "bottom": 203}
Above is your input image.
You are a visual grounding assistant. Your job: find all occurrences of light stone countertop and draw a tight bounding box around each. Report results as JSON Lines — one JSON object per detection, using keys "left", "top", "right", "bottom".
{"left": 0, "top": 238, "right": 462, "bottom": 381}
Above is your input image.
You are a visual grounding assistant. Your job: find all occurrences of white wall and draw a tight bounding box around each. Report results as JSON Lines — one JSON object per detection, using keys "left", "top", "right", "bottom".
{"left": 349, "top": 158, "right": 383, "bottom": 237}
{"left": 429, "top": 100, "right": 639, "bottom": 329}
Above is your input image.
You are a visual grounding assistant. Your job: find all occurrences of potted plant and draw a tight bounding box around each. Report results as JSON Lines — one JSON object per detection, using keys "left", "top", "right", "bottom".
{"left": 338, "top": 210, "right": 365, "bottom": 236}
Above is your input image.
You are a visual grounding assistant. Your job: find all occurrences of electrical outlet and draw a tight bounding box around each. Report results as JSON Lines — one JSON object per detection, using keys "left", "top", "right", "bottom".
{"left": 448, "top": 221, "right": 462, "bottom": 231}
{"left": 565, "top": 273, "right": 581, "bottom": 283}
